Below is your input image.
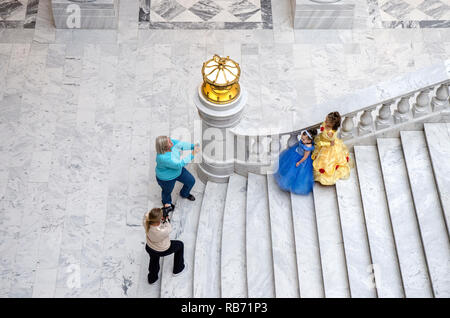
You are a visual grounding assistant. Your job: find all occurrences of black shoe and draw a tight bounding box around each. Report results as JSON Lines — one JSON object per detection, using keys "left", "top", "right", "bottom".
{"left": 148, "top": 274, "right": 158, "bottom": 285}
{"left": 185, "top": 194, "right": 195, "bottom": 201}
{"left": 162, "top": 203, "right": 175, "bottom": 210}
{"left": 172, "top": 263, "right": 188, "bottom": 277}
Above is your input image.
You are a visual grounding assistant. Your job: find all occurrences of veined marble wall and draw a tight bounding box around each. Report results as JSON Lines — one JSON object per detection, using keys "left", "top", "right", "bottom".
{"left": 368, "top": 0, "right": 450, "bottom": 28}
{"left": 0, "top": 0, "right": 39, "bottom": 28}
{"left": 139, "top": 0, "right": 273, "bottom": 29}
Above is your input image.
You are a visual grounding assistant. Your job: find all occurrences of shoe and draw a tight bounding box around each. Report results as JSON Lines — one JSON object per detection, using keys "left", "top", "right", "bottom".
{"left": 172, "top": 263, "right": 188, "bottom": 277}
{"left": 162, "top": 205, "right": 173, "bottom": 216}
{"left": 148, "top": 274, "right": 158, "bottom": 285}
{"left": 171, "top": 204, "right": 175, "bottom": 210}
{"left": 184, "top": 194, "right": 195, "bottom": 201}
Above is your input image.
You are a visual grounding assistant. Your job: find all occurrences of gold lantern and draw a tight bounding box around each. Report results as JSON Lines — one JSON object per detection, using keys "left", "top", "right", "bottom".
{"left": 201, "top": 55, "right": 241, "bottom": 104}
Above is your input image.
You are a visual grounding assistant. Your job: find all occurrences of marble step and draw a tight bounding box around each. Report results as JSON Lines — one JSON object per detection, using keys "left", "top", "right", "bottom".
{"left": 377, "top": 138, "right": 433, "bottom": 298}
{"left": 354, "top": 146, "right": 404, "bottom": 298}
{"left": 400, "top": 131, "right": 450, "bottom": 298}
{"left": 160, "top": 181, "right": 206, "bottom": 298}
{"left": 335, "top": 153, "right": 377, "bottom": 298}
{"left": 193, "top": 182, "right": 228, "bottom": 298}
{"left": 137, "top": 250, "right": 162, "bottom": 298}
{"left": 290, "top": 192, "right": 325, "bottom": 298}
{"left": 221, "top": 174, "right": 248, "bottom": 298}
{"left": 424, "top": 123, "right": 450, "bottom": 236}
{"left": 266, "top": 174, "right": 300, "bottom": 298}
{"left": 246, "top": 173, "right": 275, "bottom": 298}
{"left": 312, "top": 183, "right": 350, "bottom": 298}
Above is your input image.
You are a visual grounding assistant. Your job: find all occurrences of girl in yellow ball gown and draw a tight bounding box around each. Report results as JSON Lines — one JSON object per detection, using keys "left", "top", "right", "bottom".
{"left": 311, "top": 112, "right": 351, "bottom": 185}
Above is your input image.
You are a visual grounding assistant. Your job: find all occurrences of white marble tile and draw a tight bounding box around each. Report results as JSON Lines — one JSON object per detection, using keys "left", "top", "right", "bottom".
{"left": 28, "top": 151, "right": 52, "bottom": 183}
{"left": 424, "top": 123, "right": 450, "bottom": 237}
{"left": 312, "top": 183, "right": 350, "bottom": 298}
{"left": 290, "top": 191, "right": 324, "bottom": 298}
{"left": 71, "top": 30, "right": 118, "bottom": 44}
{"left": 37, "top": 227, "right": 64, "bottom": 270}
{"left": 118, "top": 0, "right": 139, "bottom": 44}
{"left": 2, "top": 166, "right": 30, "bottom": 230}
{"left": 335, "top": 154, "right": 377, "bottom": 298}
{"left": 193, "top": 181, "right": 227, "bottom": 298}
{"left": 34, "top": 0, "right": 56, "bottom": 44}
{"left": 246, "top": 173, "right": 275, "bottom": 298}
{"left": 121, "top": 227, "right": 143, "bottom": 297}
{"left": 0, "top": 44, "right": 12, "bottom": 100}
{"left": 220, "top": 174, "right": 247, "bottom": 298}
{"left": 9, "top": 221, "right": 40, "bottom": 297}
{"left": 33, "top": 268, "right": 58, "bottom": 298}
{"left": 4, "top": 43, "right": 29, "bottom": 98}
{"left": 354, "top": 146, "right": 405, "bottom": 298}
{"left": 77, "top": 44, "right": 101, "bottom": 131}
{"left": 400, "top": 131, "right": 450, "bottom": 298}
{"left": 266, "top": 173, "right": 300, "bottom": 298}
{"left": 160, "top": 181, "right": 205, "bottom": 298}
{"left": 135, "top": 45, "right": 153, "bottom": 113}
{"left": 377, "top": 138, "right": 433, "bottom": 298}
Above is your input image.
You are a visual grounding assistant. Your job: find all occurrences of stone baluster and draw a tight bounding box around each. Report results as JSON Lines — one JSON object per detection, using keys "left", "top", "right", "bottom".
{"left": 235, "top": 134, "right": 248, "bottom": 163}
{"left": 357, "top": 108, "right": 375, "bottom": 136}
{"left": 250, "top": 136, "right": 269, "bottom": 163}
{"left": 340, "top": 114, "right": 355, "bottom": 140}
{"left": 250, "top": 136, "right": 260, "bottom": 156}
{"left": 412, "top": 88, "right": 431, "bottom": 118}
{"left": 375, "top": 101, "right": 394, "bottom": 130}
{"left": 287, "top": 133, "right": 299, "bottom": 148}
{"left": 431, "top": 83, "right": 449, "bottom": 111}
{"left": 393, "top": 95, "right": 412, "bottom": 124}
{"left": 261, "top": 136, "right": 272, "bottom": 163}
{"left": 270, "top": 135, "right": 282, "bottom": 155}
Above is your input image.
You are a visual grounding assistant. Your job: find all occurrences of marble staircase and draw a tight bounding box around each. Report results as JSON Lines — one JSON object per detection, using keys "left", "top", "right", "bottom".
{"left": 158, "top": 123, "right": 450, "bottom": 298}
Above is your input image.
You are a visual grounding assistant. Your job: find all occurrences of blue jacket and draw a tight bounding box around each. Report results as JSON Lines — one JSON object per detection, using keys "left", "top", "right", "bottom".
{"left": 155, "top": 139, "right": 195, "bottom": 181}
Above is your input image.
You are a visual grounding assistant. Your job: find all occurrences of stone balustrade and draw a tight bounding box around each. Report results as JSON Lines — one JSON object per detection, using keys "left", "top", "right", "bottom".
{"left": 274, "top": 82, "right": 449, "bottom": 151}
{"left": 231, "top": 60, "right": 450, "bottom": 176}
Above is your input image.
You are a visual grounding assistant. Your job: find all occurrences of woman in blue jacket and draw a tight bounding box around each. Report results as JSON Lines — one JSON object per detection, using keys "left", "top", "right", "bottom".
{"left": 155, "top": 136, "right": 200, "bottom": 213}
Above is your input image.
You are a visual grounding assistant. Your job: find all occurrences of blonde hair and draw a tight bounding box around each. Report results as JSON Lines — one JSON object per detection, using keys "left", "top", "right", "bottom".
{"left": 143, "top": 208, "right": 163, "bottom": 233}
{"left": 155, "top": 136, "right": 170, "bottom": 154}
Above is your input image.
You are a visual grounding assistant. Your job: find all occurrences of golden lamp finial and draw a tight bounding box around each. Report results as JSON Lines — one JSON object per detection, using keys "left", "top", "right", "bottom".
{"left": 201, "top": 54, "right": 241, "bottom": 105}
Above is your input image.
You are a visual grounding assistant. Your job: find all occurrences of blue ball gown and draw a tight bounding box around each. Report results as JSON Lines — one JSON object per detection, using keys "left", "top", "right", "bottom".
{"left": 274, "top": 141, "right": 315, "bottom": 195}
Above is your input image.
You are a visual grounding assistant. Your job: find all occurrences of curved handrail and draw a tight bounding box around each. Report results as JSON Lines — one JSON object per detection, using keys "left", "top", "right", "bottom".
{"left": 231, "top": 60, "right": 450, "bottom": 169}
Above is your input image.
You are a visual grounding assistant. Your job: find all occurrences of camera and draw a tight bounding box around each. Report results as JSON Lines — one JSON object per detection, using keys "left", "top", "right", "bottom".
{"left": 161, "top": 205, "right": 172, "bottom": 223}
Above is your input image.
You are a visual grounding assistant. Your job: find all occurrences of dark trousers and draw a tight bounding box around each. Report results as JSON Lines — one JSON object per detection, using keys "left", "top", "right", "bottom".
{"left": 156, "top": 167, "right": 195, "bottom": 205}
{"left": 145, "top": 241, "right": 185, "bottom": 283}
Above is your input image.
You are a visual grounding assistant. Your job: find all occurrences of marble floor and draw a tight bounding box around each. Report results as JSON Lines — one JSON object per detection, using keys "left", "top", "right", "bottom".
{"left": 0, "top": 0, "right": 449, "bottom": 297}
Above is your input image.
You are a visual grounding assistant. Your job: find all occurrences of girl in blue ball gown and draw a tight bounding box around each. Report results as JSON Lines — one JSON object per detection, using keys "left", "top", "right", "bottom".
{"left": 274, "top": 129, "right": 317, "bottom": 195}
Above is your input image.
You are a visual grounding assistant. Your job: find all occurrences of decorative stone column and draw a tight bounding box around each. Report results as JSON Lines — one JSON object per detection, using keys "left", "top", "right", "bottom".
{"left": 194, "top": 55, "right": 248, "bottom": 184}
{"left": 292, "top": 0, "right": 355, "bottom": 29}
{"left": 431, "top": 84, "right": 449, "bottom": 111}
{"left": 375, "top": 101, "right": 394, "bottom": 130}
{"left": 51, "top": 0, "right": 119, "bottom": 29}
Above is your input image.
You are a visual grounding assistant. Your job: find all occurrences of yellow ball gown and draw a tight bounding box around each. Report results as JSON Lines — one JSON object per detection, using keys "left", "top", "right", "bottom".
{"left": 311, "top": 122, "right": 351, "bottom": 185}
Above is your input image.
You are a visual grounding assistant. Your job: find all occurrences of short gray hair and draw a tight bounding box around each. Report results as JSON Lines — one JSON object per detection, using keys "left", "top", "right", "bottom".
{"left": 155, "top": 136, "right": 170, "bottom": 154}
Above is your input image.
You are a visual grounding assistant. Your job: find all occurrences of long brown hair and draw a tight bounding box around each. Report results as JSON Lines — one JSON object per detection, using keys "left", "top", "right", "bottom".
{"left": 326, "top": 112, "right": 342, "bottom": 131}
